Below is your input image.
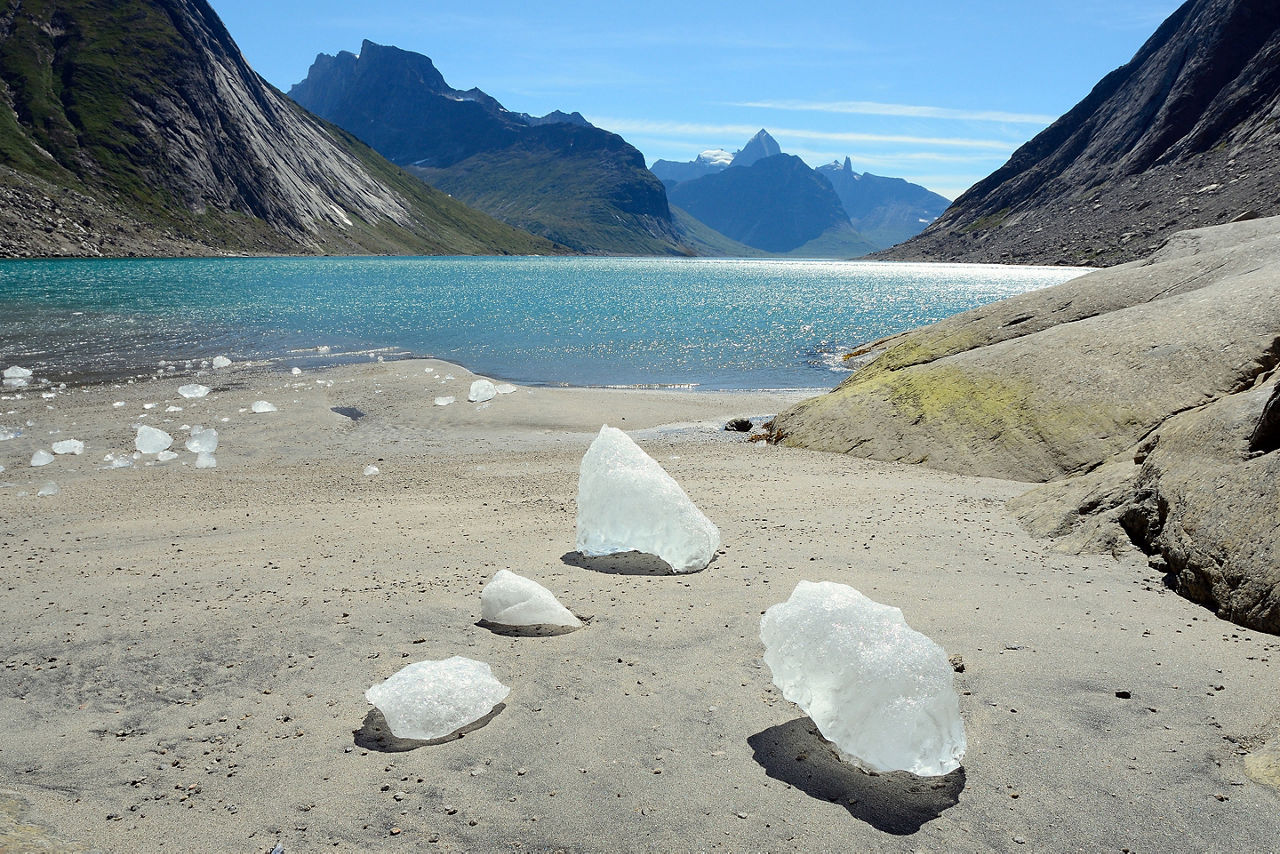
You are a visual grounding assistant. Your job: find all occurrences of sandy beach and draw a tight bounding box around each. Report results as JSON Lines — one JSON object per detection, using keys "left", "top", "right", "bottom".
{"left": 1, "top": 358, "right": 1277, "bottom": 852}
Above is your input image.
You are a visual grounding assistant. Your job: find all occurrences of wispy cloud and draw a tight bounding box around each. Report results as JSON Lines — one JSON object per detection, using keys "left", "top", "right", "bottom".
{"left": 730, "top": 99, "right": 1058, "bottom": 125}
{"left": 588, "top": 118, "right": 1020, "bottom": 151}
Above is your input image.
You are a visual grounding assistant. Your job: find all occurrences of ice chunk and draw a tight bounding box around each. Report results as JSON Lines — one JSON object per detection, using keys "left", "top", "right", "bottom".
{"left": 165, "top": 405, "right": 183, "bottom": 412}
{"left": 291, "top": 367, "right": 302, "bottom": 376}
{"left": 178, "top": 384, "right": 210, "bottom": 399}
{"left": 495, "top": 383, "right": 518, "bottom": 395}
{"left": 135, "top": 425, "right": 173, "bottom": 454}
{"left": 468, "top": 380, "right": 497, "bottom": 403}
{"left": 30, "top": 449, "right": 54, "bottom": 467}
{"left": 760, "top": 581, "right": 966, "bottom": 777}
{"left": 575, "top": 425, "right": 720, "bottom": 573}
{"left": 363, "top": 465, "right": 380, "bottom": 476}
{"left": 365, "top": 657, "right": 510, "bottom": 741}
{"left": 251, "top": 400, "right": 278, "bottom": 413}
{"left": 51, "top": 439, "right": 84, "bottom": 455}
{"left": 3, "top": 366, "right": 32, "bottom": 379}
{"left": 156, "top": 450, "right": 179, "bottom": 463}
{"left": 434, "top": 396, "right": 455, "bottom": 407}
{"left": 185, "top": 426, "right": 218, "bottom": 454}
{"left": 211, "top": 355, "right": 232, "bottom": 369}
{"left": 37, "top": 481, "right": 58, "bottom": 497}
{"left": 481, "top": 570, "right": 582, "bottom": 628}
{"left": 195, "top": 452, "right": 217, "bottom": 469}
{"left": 0, "top": 426, "right": 18, "bottom": 441}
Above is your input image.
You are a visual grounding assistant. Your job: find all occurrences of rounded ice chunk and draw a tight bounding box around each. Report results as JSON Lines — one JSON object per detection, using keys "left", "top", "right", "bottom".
{"left": 211, "top": 355, "right": 232, "bottom": 369}
{"left": 37, "top": 481, "right": 59, "bottom": 497}
{"left": 481, "top": 570, "right": 582, "bottom": 628}
{"left": 178, "top": 384, "right": 210, "bottom": 399}
{"left": 468, "top": 380, "right": 497, "bottom": 403}
{"left": 186, "top": 426, "right": 218, "bottom": 453}
{"left": 760, "top": 580, "right": 966, "bottom": 777}
{"left": 365, "top": 657, "right": 510, "bottom": 741}
{"left": 135, "top": 425, "right": 173, "bottom": 454}
{"left": 291, "top": 367, "right": 302, "bottom": 376}
{"left": 575, "top": 424, "right": 720, "bottom": 573}
{"left": 30, "top": 449, "right": 54, "bottom": 467}
{"left": 363, "top": 465, "right": 380, "bottom": 476}
{"left": 51, "top": 439, "right": 84, "bottom": 455}
{"left": 434, "top": 396, "right": 455, "bottom": 407}
{"left": 251, "top": 400, "right": 278, "bottom": 413}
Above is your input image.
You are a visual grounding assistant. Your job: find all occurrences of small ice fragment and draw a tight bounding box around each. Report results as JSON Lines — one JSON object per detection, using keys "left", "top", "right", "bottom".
{"left": 178, "top": 384, "right": 210, "bottom": 399}
{"left": 156, "top": 450, "right": 179, "bottom": 462}
{"left": 251, "top": 400, "right": 278, "bottom": 413}
{"left": 0, "top": 464, "right": 4, "bottom": 473}
{"left": 135, "top": 425, "right": 173, "bottom": 454}
{"left": 0, "top": 426, "right": 20, "bottom": 440}
{"left": 51, "top": 439, "right": 84, "bottom": 455}
{"left": 211, "top": 355, "right": 232, "bottom": 369}
{"left": 291, "top": 367, "right": 302, "bottom": 376}
{"left": 434, "top": 396, "right": 455, "bottom": 407}
{"left": 4, "top": 376, "right": 29, "bottom": 388}
{"left": 165, "top": 406, "right": 182, "bottom": 412}
{"left": 363, "top": 465, "right": 380, "bottom": 476}
{"left": 108, "top": 457, "right": 134, "bottom": 469}
{"left": 469, "top": 380, "right": 497, "bottom": 403}
{"left": 575, "top": 425, "right": 720, "bottom": 573}
{"left": 760, "top": 581, "right": 966, "bottom": 777}
{"left": 112, "top": 401, "right": 126, "bottom": 408}
{"left": 317, "top": 345, "right": 330, "bottom": 353}
{"left": 185, "top": 426, "right": 218, "bottom": 453}
{"left": 481, "top": 570, "right": 582, "bottom": 628}
{"left": 424, "top": 367, "right": 435, "bottom": 374}
{"left": 495, "top": 383, "right": 518, "bottom": 395}
{"left": 37, "top": 481, "right": 59, "bottom": 497}
{"left": 195, "top": 452, "right": 217, "bottom": 469}
{"left": 3, "top": 366, "right": 32, "bottom": 379}
{"left": 31, "top": 449, "right": 54, "bottom": 467}
{"left": 365, "top": 657, "right": 510, "bottom": 741}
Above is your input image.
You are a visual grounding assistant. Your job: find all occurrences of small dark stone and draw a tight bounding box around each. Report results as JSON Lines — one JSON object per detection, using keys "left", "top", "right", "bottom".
{"left": 1115, "top": 690, "right": 1132, "bottom": 699}
{"left": 948, "top": 654, "right": 965, "bottom": 673}
{"left": 725, "top": 418, "right": 753, "bottom": 433}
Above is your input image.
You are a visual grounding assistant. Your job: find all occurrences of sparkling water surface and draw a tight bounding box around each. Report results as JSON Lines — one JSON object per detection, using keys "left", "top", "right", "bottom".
{"left": 0, "top": 256, "right": 1086, "bottom": 390}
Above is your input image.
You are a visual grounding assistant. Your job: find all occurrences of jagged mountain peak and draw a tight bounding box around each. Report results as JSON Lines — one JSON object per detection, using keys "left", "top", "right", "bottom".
{"left": 731, "top": 129, "right": 782, "bottom": 168}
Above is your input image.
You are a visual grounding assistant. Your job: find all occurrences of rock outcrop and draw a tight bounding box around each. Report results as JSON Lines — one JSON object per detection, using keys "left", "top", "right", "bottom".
{"left": 0, "top": 0, "right": 558, "bottom": 257}
{"left": 881, "top": 0, "right": 1280, "bottom": 266}
{"left": 773, "top": 215, "right": 1280, "bottom": 632}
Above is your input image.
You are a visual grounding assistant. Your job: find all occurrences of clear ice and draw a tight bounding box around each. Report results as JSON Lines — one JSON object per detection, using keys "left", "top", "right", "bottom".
{"left": 135, "top": 425, "right": 173, "bottom": 454}
{"left": 434, "top": 396, "right": 455, "bottom": 407}
{"left": 195, "top": 452, "right": 217, "bottom": 469}
{"left": 365, "top": 656, "right": 510, "bottom": 741}
{"left": 37, "top": 481, "right": 58, "bottom": 497}
{"left": 211, "top": 356, "right": 232, "bottom": 369}
{"left": 30, "top": 449, "right": 54, "bottom": 467}
{"left": 481, "top": 570, "right": 582, "bottom": 628}
{"left": 575, "top": 424, "right": 720, "bottom": 573}
{"left": 3, "top": 366, "right": 32, "bottom": 379}
{"left": 51, "top": 439, "right": 84, "bottom": 455}
{"left": 186, "top": 427, "right": 218, "bottom": 453}
{"left": 760, "top": 580, "right": 966, "bottom": 777}
{"left": 178, "top": 384, "right": 211, "bottom": 399}
{"left": 469, "top": 380, "right": 497, "bottom": 403}
{"left": 251, "top": 400, "right": 278, "bottom": 413}
{"left": 495, "top": 383, "right": 518, "bottom": 395}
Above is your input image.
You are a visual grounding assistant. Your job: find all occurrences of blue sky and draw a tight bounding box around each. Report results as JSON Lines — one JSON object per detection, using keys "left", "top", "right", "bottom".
{"left": 210, "top": 0, "right": 1185, "bottom": 200}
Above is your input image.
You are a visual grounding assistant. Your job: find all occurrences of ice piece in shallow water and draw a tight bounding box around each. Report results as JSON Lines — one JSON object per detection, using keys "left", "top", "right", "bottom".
{"left": 481, "top": 570, "right": 582, "bottom": 628}
{"left": 434, "top": 396, "right": 455, "bottom": 407}
{"left": 37, "top": 481, "right": 58, "bottom": 497}
{"left": 195, "top": 452, "right": 217, "bottom": 469}
{"left": 178, "top": 384, "right": 210, "bottom": 399}
{"left": 30, "top": 449, "right": 54, "bottom": 467}
{"left": 760, "top": 580, "right": 966, "bottom": 777}
{"left": 3, "top": 365, "right": 32, "bottom": 379}
{"left": 135, "top": 425, "right": 173, "bottom": 454}
{"left": 365, "top": 656, "right": 509, "bottom": 741}
{"left": 51, "top": 439, "right": 84, "bottom": 455}
{"left": 211, "top": 355, "right": 232, "bottom": 369}
{"left": 468, "top": 380, "right": 497, "bottom": 403}
{"left": 575, "top": 425, "right": 720, "bottom": 573}
{"left": 186, "top": 426, "right": 218, "bottom": 453}
{"left": 363, "top": 465, "right": 380, "bottom": 476}
{"left": 251, "top": 400, "right": 277, "bottom": 413}
{"left": 495, "top": 383, "right": 518, "bottom": 395}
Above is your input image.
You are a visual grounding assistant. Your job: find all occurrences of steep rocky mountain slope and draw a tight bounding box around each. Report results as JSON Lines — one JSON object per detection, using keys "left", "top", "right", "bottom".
{"left": 817, "top": 158, "right": 949, "bottom": 250}
{"left": 0, "top": 0, "right": 558, "bottom": 258}
{"left": 882, "top": 0, "right": 1280, "bottom": 266}
{"left": 289, "top": 41, "right": 681, "bottom": 255}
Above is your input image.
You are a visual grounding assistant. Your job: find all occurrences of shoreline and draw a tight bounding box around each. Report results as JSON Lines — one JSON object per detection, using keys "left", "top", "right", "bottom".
{"left": 1, "top": 357, "right": 1277, "bottom": 851}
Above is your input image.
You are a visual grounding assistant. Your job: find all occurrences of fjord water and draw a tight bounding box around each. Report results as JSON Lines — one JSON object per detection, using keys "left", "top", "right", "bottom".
{"left": 0, "top": 256, "right": 1085, "bottom": 389}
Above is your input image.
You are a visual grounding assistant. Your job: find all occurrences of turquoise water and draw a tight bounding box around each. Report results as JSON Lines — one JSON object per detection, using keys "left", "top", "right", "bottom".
{"left": 0, "top": 256, "right": 1085, "bottom": 390}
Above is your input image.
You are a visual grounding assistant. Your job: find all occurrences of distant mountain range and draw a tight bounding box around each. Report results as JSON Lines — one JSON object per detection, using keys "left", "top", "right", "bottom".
{"left": 655, "top": 130, "right": 947, "bottom": 255}
{"left": 0, "top": 0, "right": 558, "bottom": 258}
{"left": 883, "top": 0, "right": 1280, "bottom": 265}
{"left": 289, "top": 42, "right": 681, "bottom": 255}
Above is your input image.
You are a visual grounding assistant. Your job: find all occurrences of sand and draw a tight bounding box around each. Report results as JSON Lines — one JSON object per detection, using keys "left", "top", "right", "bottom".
{"left": 1, "top": 358, "right": 1277, "bottom": 853}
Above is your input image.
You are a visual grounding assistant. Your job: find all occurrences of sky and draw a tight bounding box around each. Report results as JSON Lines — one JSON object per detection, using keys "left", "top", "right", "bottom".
{"left": 209, "top": 0, "right": 1186, "bottom": 200}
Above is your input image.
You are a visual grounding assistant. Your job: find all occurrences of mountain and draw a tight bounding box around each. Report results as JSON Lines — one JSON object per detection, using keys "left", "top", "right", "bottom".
{"left": 650, "top": 149, "right": 733, "bottom": 189}
{"left": 730, "top": 129, "right": 783, "bottom": 168}
{"left": 668, "top": 152, "right": 873, "bottom": 255}
{"left": 882, "top": 0, "right": 1280, "bottom": 266}
{"left": 0, "top": 0, "right": 559, "bottom": 258}
{"left": 816, "top": 158, "right": 950, "bottom": 249}
{"left": 289, "top": 41, "right": 681, "bottom": 255}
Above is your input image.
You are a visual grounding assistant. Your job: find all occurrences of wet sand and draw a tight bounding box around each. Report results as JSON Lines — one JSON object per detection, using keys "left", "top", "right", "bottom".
{"left": 1, "top": 358, "right": 1277, "bottom": 852}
